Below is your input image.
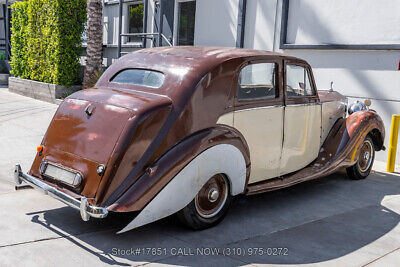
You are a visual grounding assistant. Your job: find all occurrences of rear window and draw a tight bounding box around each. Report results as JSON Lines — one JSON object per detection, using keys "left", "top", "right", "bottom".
{"left": 110, "top": 69, "right": 165, "bottom": 88}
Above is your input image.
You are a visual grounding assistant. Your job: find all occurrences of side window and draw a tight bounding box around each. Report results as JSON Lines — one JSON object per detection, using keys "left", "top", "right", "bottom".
{"left": 286, "top": 64, "right": 315, "bottom": 97}
{"left": 238, "top": 63, "right": 276, "bottom": 101}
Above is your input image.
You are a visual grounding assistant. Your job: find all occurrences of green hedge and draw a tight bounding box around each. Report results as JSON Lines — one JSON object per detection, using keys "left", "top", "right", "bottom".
{"left": 10, "top": 0, "right": 86, "bottom": 85}
{"left": 10, "top": 2, "right": 29, "bottom": 79}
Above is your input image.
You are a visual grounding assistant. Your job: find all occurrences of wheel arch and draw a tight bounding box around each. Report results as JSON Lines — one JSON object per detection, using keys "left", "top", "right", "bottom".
{"left": 116, "top": 143, "right": 247, "bottom": 233}
{"left": 108, "top": 125, "right": 250, "bottom": 214}
{"left": 368, "top": 128, "right": 385, "bottom": 151}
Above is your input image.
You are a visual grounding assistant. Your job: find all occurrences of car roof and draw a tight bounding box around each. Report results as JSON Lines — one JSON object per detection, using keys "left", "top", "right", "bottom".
{"left": 129, "top": 46, "right": 299, "bottom": 67}
{"left": 96, "top": 46, "right": 303, "bottom": 97}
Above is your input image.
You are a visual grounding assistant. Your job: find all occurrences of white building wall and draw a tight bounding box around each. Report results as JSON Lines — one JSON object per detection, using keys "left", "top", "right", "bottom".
{"left": 285, "top": 0, "right": 400, "bottom": 45}
{"left": 277, "top": 0, "right": 400, "bottom": 163}
{"left": 194, "top": 0, "right": 400, "bottom": 164}
{"left": 243, "top": 0, "right": 277, "bottom": 51}
{"left": 100, "top": 0, "right": 399, "bottom": 165}
{"left": 193, "top": 0, "right": 239, "bottom": 47}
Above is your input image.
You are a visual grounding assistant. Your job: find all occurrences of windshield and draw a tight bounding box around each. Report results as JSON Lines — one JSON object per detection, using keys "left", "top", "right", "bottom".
{"left": 110, "top": 69, "right": 165, "bottom": 88}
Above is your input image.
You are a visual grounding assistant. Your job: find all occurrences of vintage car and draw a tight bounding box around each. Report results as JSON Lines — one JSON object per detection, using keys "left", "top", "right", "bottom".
{"left": 15, "top": 47, "right": 385, "bottom": 233}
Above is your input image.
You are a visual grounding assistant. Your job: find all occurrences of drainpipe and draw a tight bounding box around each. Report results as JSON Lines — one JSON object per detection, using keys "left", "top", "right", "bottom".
{"left": 272, "top": 0, "right": 282, "bottom": 52}
{"left": 143, "top": 0, "right": 148, "bottom": 48}
{"left": 117, "top": 0, "right": 123, "bottom": 58}
{"left": 5, "top": 0, "right": 9, "bottom": 60}
{"left": 158, "top": 0, "right": 163, "bottom": 46}
{"left": 236, "top": 0, "right": 247, "bottom": 48}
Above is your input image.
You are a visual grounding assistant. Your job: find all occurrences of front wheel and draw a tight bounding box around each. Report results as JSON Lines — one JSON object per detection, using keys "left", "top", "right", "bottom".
{"left": 177, "top": 174, "right": 232, "bottom": 230}
{"left": 346, "top": 135, "right": 375, "bottom": 180}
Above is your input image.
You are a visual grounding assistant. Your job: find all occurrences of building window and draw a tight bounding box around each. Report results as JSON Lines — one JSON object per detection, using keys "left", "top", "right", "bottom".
{"left": 128, "top": 2, "right": 144, "bottom": 43}
{"left": 174, "top": 0, "right": 196, "bottom": 46}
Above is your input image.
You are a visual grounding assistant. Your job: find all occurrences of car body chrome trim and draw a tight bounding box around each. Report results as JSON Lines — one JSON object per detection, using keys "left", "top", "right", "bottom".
{"left": 234, "top": 105, "right": 284, "bottom": 113}
{"left": 285, "top": 102, "right": 321, "bottom": 107}
{"left": 14, "top": 164, "right": 108, "bottom": 221}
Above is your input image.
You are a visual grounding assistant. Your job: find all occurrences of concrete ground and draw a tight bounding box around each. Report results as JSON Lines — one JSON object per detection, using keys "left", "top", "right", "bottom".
{"left": 0, "top": 88, "right": 399, "bottom": 267}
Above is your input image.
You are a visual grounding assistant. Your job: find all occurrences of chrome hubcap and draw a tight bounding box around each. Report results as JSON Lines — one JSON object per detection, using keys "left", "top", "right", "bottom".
{"left": 195, "top": 174, "right": 228, "bottom": 218}
{"left": 357, "top": 139, "right": 373, "bottom": 173}
{"left": 208, "top": 189, "right": 219, "bottom": 202}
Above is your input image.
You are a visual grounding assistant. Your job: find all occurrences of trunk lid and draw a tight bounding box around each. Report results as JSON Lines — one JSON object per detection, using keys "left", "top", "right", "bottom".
{"left": 43, "top": 98, "right": 132, "bottom": 163}
{"left": 33, "top": 88, "right": 172, "bottom": 198}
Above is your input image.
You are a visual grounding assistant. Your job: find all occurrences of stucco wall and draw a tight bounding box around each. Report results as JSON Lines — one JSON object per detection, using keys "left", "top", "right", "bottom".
{"left": 193, "top": 0, "right": 239, "bottom": 47}
{"left": 277, "top": 0, "right": 400, "bottom": 163}
{"left": 100, "top": 0, "right": 400, "bottom": 164}
{"left": 286, "top": 0, "right": 400, "bottom": 45}
{"left": 243, "top": 0, "right": 277, "bottom": 51}
{"left": 195, "top": 0, "right": 400, "bottom": 163}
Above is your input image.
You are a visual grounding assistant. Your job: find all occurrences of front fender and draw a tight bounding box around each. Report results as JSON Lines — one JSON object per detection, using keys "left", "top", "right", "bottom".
{"left": 107, "top": 125, "right": 250, "bottom": 213}
{"left": 345, "top": 110, "right": 385, "bottom": 151}
{"left": 317, "top": 110, "right": 385, "bottom": 171}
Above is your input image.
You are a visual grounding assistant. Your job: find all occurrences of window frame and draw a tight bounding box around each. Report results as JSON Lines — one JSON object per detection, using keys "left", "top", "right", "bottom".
{"left": 234, "top": 58, "right": 283, "bottom": 110}
{"left": 173, "top": 0, "right": 196, "bottom": 46}
{"left": 125, "top": 0, "right": 145, "bottom": 45}
{"left": 237, "top": 62, "right": 278, "bottom": 102}
{"left": 283, "top": 60, "right": 319, "bottom": 105}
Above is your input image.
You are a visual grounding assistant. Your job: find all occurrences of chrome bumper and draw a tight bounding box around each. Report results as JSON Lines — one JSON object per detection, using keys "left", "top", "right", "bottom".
{"left": 14, "top": 164, "right": 108, "bottom": 221}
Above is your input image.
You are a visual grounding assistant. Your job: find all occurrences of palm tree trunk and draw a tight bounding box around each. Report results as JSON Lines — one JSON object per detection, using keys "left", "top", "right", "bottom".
{"left": 83, "top": 0, "right": 103, "bottom": 88}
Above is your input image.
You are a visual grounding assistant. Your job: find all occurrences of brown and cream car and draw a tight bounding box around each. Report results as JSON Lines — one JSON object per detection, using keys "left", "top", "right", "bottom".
{"left": 15, "top": 47, "right": 385, "bottom": 232}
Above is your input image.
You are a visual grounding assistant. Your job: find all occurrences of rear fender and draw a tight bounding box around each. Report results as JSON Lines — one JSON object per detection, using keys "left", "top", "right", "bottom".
{"left": 117, "top": 143, "right": 247, "bottom": 233}
{"left": 108, "top": 125, "right": 250, "bottom": 214}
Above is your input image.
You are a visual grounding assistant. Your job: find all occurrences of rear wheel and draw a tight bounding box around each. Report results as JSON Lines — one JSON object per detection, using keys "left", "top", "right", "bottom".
{"left": 177, "top": 174, "right": 232, "bottom": 230}
{"left": 346, "top": 136, "right": 375, "bottom": 180}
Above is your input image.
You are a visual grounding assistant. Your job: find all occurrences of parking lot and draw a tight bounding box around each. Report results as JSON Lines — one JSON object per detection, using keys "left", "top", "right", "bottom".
{"left": 0, "top": 88, "right": 399, "bottom": 266}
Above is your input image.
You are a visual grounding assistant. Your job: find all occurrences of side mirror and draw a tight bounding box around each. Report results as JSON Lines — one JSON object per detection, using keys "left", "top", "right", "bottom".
{"left": 364, "top": 99, "right": 372, "bottom": 107}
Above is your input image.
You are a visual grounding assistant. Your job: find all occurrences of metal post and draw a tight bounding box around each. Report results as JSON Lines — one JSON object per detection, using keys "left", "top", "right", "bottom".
{"left": 387, "top": 115, "right": 400, "bottom": 172}
{"left": 279, "top": 0, "right": 289, "bottom": 50}
{"left": 117, "top": 0, "right": 123, "bottom": 58}
{"left": 5, "top": 0, "right": 9, "bottom": 60}
{"left": 158, "top": 0, "right": 163, "bottom": 46}
{"left": 143, "top": 0, "right": 148, "bottom": 48}
{"left": 236, "top": 0, "right": 247, "bottom": 48}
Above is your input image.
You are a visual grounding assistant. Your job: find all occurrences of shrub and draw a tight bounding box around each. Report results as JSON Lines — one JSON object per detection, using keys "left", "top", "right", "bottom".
{"left": 10, "top": 0, "right": 86, "bottom": 85}
{"left": 10, "top": 1, "right": 29, "bottom": 79}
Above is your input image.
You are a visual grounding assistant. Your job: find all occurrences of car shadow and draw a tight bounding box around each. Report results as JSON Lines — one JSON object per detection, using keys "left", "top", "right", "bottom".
{"left": 28, "top": 171, "right": 400, "bottom": 266}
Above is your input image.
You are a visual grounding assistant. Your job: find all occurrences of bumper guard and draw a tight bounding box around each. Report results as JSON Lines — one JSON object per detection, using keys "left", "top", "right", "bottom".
{"left": 14, "top": 164, "right": 108, "bottom": 221}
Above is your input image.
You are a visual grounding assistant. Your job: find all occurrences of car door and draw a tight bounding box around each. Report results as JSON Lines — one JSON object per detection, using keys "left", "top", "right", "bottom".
{"left": 279, "top": 61, "right": 322, "bottom": 176}
{"left": 233, "top": 59, "right": 284, "bottom": 184}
